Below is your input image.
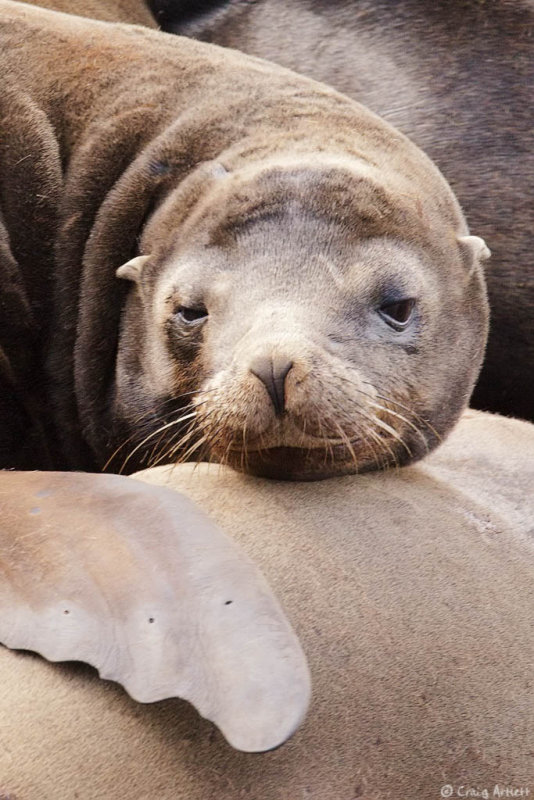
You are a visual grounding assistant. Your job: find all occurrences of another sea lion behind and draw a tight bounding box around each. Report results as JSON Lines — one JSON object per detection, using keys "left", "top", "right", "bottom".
{"left": 0, "top": 0, "right": 488, "bottom": 478}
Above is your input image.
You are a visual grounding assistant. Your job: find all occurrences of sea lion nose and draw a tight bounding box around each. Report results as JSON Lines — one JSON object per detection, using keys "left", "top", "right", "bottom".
{"left": 249, "top": 355, "right": 293, "bottom": 415}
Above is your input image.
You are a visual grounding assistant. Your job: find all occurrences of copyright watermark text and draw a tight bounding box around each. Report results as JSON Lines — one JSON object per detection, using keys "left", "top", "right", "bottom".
{"left": 440, "top": 786, "right": 530, "bottom": 799}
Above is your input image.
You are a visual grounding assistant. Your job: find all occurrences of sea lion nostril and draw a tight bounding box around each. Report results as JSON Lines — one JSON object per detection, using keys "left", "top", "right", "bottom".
{"left": 250, "top": 356, "right": 294, "bottom": 415}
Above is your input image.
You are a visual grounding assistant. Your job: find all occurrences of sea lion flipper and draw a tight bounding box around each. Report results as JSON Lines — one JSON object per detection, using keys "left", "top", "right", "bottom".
{"left": 0, "top": 470, "right": 311, "bottom": 752}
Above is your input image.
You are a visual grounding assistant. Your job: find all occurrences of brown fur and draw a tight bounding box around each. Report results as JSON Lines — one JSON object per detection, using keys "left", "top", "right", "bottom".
{"left": 20, "top": 0, "right": 156, "bottom": 24}
{"left": 1, "top": 410, "right": 534, "bottom": 797}
{"left": 152, "top": 0, "right": 534, "bottom": 422}
{"left": 0, "top": 0, "right": 488, "bottom": 477}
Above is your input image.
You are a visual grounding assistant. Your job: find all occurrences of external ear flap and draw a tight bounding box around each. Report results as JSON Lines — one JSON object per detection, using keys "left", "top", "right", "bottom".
{"left": 211, "top": 162, "right": 229, "bottom": 179}
{"left": 458, "top": 235, "right": 491, "bottom": 271}
{"left": 0, "top": 471, "right": 311, "bottom": 753}
{"left": 116, "top": 254, "right": 151, "bottom": 282}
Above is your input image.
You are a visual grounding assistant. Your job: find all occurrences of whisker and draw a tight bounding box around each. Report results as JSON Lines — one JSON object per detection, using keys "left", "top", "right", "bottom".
{"left": 119, "top": 410, "right": 198, "bottom": 473}
{"left": 360, "top": 415, "right": 411, "bottom": 457}
{"left": 102, "top": 389, "right": 216, "bottom": 471}
{"left": 177, "top": 433, "right": 210, "bottom": 464}
{"left": 240, "top": 421, "right": 249, "bottom": 474}
{"left": 326, "top": 390, "right": 401, "bottom": 468}
{"left": 102, "top": 408, "right": 166, "bottom": 471}
{"left": 148, "top": 397, "right": 216, "bottom": 467}
{"left": 332, "top": 419, "right": 359, "bottom": 472}
{"left": 146, "top": 402, "right": 202, "bottom": 465}
{"left": 193, "top": 408, "right": 229, "bottom": 467}
{"left": 358, "top": 380, "right": 442, "bottom": 442}
{"left": 335, "top": 374, "right": 435, "bottom": 454}
{"left": 161, "top": 426, "right": 200, "bottom": 465}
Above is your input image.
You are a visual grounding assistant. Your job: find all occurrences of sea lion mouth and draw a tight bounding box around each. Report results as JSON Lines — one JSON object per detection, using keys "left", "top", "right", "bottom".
{"left": 217, "top": 444, "right": 385, "bottom": 481}
{"left": 187, "top": 383, "right": 417, "bottom": 479}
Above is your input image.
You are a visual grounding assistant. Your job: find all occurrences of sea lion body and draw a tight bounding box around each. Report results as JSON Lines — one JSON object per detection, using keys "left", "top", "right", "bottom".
{"left": 152, "top": 0, "right": 534, "bottom": 421}
{"left": 2, "top": 410, "right": 534, "bottom": 797}
{"left": 20, "top": 0, "right": 156, "bottom": 24}
{"left": 0, "top": 0, "right": 488, "bottom": 478}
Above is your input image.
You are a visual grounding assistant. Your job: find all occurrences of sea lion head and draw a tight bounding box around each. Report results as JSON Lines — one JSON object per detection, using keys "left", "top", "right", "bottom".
{"left": 114, "top": 158, "right": 489, "bottom": 479}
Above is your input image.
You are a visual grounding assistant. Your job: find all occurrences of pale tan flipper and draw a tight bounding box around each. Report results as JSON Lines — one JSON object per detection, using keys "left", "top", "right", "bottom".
{"left": 0, "top": 471, "right": 310, "bottom": 752}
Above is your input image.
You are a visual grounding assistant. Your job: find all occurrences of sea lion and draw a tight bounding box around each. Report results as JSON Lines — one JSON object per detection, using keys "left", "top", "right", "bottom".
{"left": 19, "top": 0, "right": 157, "bottom": 24}
{"left": 1, "top": 409, "right": 534, "bottom": 798}
{"left": 0, "top": 0, "right": 489, "bottom": 479}
{"left": 150, "top": 0, "right": 534, "bottom": 422}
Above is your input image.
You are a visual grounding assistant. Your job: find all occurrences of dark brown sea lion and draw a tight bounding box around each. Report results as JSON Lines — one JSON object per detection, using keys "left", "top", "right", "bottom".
{"left": 0, "top": 0, "right": 489, "bottom": 479}
{"left": 150, "top": 0, "right": 534, "bottom": 422}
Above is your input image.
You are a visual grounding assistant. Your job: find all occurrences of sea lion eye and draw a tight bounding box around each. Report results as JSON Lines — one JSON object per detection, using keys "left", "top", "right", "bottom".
{"left": 176, "top": 305, "right": 208, "bottom": 324}
{"left": 378, "top": 298, "right": 415, "bottom": 330}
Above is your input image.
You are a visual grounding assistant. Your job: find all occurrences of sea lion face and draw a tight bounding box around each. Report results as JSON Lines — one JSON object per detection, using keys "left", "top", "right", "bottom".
{"left": 114, "top": 164, "right": 489, "bottom": 479}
